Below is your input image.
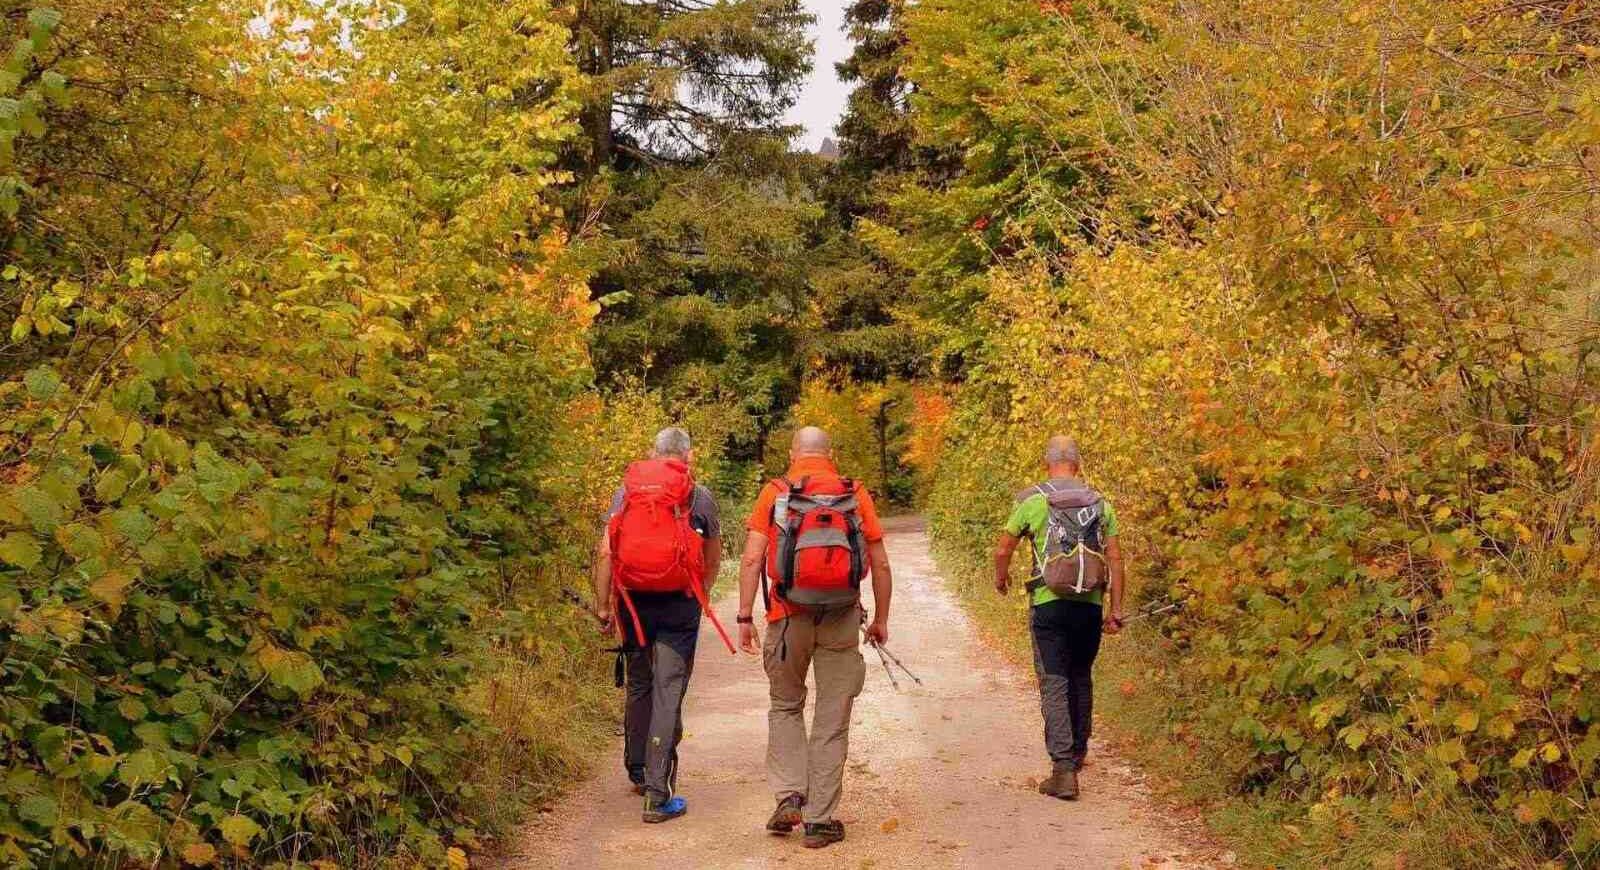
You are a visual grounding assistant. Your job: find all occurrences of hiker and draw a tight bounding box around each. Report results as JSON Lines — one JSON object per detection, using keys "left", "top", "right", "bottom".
{"left": 735, "top": 426, "right": 892, "bottom": 849}
{"left": 992, "top": 435, "right": 1126, "bottom": 800}
{"left": 592, "top": 426, "right": 731, "bottom": 823}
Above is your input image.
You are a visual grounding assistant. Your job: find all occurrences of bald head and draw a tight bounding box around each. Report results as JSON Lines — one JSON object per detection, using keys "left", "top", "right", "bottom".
{"left": 1045, "top": 435, "right": 1081, "bottom": 474}
{"left": 791, "top": 426, "right": 832, "bottom": 458}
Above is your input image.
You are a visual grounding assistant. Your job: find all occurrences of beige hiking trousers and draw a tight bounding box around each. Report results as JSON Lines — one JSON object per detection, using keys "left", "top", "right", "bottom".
{"left": 762, "top": 604, "right": 867, "bottom": 824}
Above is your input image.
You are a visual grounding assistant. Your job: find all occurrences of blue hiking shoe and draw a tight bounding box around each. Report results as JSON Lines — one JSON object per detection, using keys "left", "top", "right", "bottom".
{"left": 642, "top": 795, "right": 687, "bottom": 823}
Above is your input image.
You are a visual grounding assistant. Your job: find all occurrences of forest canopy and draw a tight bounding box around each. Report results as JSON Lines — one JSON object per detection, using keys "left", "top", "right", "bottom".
{"left": 1, "top": 0, "right": 1597, "bottom": 867}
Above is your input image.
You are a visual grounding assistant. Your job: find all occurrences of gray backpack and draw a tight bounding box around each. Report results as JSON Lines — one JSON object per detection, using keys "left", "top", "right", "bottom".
{"left": 1025, "top": 480, "right": 1108, "bottom": 595}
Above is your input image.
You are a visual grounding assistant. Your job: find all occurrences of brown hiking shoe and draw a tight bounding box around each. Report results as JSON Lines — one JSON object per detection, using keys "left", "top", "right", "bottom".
{"left": 802, "top": 820, "right": 846, "bottom": 848}
{"left": 766, "top": 793, "right": 804, "bottom": 834}
{"left": 1038, "top": 763, "right": 1079, "bottom": 800}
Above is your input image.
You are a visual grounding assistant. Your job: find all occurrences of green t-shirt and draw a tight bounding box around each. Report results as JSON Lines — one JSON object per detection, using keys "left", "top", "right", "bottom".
{"left": 1004, "top": 479, "right": 1119, "bottom": 607}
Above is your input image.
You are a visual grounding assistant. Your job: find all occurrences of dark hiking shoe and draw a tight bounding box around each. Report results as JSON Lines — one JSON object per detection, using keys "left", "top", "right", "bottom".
{"left": 642, "top": 795, "right": 687, "bottom": 823}
{"left": 766, "top": 793, "right": 804, "bottom": 834}
{"left": 1038, "top": 764, "right": 1079, "bottom": 800}
{"left": 628, "top": 767, "right": 646, "bottom": 796}
{"left": 802, "top": 820, "right": 845, "bottom": 849}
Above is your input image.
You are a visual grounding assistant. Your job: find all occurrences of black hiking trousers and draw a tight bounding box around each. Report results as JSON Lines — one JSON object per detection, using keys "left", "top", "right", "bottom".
{"left": 622, "top": 592, "right": 701, "bottom": 804}
{"left": 1029, "top": 598, "right": 1104, "bottom": 770}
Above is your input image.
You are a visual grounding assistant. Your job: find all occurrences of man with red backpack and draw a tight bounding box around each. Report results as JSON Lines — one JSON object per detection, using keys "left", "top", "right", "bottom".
{"left": 591, "top": 427, "right": 728, "bottom": 824}
{"left": 735, "top": 426, "right": 893, "bottom": 850}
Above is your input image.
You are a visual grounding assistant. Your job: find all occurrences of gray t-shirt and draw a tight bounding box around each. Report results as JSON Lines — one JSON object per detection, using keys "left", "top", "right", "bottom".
{"left": 606, "top": 484, "right": 722, "bottom": 540}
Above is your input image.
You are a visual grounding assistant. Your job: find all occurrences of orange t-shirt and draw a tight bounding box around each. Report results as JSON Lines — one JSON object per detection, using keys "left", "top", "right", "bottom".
{"left": 746, "top": 456, "right": 885, "bottom": 623}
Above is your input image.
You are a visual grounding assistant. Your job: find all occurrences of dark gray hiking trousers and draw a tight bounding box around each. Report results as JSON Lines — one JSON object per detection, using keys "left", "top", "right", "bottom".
{"left": 1030, "top": 598, "right": 1104, "bottom": 769}
{"left": 622, "top": 593, "right": 701, "bottom": 803}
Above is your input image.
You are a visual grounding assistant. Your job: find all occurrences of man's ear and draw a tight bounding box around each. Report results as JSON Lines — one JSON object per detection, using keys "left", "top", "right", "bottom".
{"left": 686, "top": 449, "right": 695, "bottom": 465}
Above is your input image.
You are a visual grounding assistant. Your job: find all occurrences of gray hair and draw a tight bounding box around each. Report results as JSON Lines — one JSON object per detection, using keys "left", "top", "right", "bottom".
{"left": 1044, "top": 435, "right": 1081, "bottom": 466}
{"left": 652, "top": 426, "right": 692, "bottom": 459}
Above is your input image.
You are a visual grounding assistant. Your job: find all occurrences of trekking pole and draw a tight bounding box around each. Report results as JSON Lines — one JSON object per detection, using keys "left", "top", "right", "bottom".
{"left": 870, "top": 641, "right": 901, "bottom": 691}
{"left": 1120, "top": 601, "right": 1181, "bottom": 624}
{"left": 857, "top": 610, "right": 921, "bottom": 687}
{"left": 873, "top": 642, "right": 922, "bottom": 685}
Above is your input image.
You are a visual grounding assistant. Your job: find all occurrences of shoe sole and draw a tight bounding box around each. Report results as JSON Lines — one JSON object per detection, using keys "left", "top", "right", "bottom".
{"left": 766, "top": 810, "right": 802, "bottom": 834}
{"left": 642, "top": 811, "right": 686, "bottom": 824}
{"left": 803, "top": 835, "right": 845, "bottom": 849}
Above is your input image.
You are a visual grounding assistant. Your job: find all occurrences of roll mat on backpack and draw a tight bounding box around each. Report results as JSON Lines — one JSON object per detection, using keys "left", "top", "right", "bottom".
{"left": 766, "top": 475, "right": 867, "bottom": 609}
{"left": 608, "top": 458, "right": 734, "bottom": 654}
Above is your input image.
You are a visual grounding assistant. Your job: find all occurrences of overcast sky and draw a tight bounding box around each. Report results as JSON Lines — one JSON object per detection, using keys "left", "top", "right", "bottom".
{"left": 786, "top": 0, "right": 853, "bottom": 152}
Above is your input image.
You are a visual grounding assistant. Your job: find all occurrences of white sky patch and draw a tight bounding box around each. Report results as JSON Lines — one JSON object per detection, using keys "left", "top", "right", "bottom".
{"left": 786, "top": 0, "right": 852, "bottom": 152}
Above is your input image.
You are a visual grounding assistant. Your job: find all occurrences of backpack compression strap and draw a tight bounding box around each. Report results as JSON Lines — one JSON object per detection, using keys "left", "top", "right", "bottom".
{"left": 610, "top": 502, "right": 737, "bottom": 656}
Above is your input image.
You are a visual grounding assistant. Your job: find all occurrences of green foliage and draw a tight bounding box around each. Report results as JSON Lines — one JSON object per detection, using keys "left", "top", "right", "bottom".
{"left": 0, "top": 1, "right": 619, "bottom": 865}
{"left": 883, "top": 0, "right": 1600, "bottom": 865}
{"left": 561, "top": 0, "right": 823, "bottom": 465}
{"left": 768, "top": 380, "right": 922, "bottom": 505}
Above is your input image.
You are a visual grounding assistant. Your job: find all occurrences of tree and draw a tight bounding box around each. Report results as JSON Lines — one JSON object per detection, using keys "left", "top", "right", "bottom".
{"left": 564, "top": 0, "right": 812, "bottom": 170}
{"left": 0, "top": 2, "right": 605, "bottom": 864}
{"left": 557, "top": 0, "right": 821, "bottom": 478}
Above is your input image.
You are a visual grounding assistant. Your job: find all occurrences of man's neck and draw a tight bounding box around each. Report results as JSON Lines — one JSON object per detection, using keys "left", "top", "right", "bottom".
{"left": 1046, "top": 466, "right": 1079, "bottom": 480}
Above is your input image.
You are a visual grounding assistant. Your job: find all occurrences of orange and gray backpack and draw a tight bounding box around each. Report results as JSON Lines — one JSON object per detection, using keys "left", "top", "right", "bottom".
{"left": 764, "top": 474, "right": 868, "bottom": 609}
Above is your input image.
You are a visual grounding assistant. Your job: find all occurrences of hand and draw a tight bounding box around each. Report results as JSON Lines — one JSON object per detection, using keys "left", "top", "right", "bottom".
{"left": 864, "top": 618, "right": 888, "bottom": 646}
{"left": 1102, "top": 612, "right": 1124, "bottom": 635}
{"left": 738, "top": 620, "right": 760, "bottom": 655}
{"left": 994, "top": 575, "right": 1009, "bottom": 595}
{"left": 594, "top": 601, "right": 614, "bottom": 635}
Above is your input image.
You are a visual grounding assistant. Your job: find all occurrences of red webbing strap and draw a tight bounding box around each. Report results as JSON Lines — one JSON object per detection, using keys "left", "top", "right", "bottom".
{"left": 688, "top": 574, "right": 736, "bottom": 655}
{"left": 606, "top": 515, "right": 645, "bottom": 647}
{"left": 615, "top": 579, "right": 647, "bottom": 649}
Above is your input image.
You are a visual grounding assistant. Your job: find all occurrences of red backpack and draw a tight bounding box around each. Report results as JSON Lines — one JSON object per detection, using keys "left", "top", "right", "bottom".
{"left": 765, "top": 474, "right": 868, "bottom": 609}
{"left": 608, "top": 458, "right": 734, "bottom": 653}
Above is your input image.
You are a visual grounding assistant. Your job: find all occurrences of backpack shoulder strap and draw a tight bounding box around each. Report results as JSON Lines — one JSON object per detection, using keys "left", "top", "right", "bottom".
{"left": 1015, "top": 481, "right": 1055, "bottom": 503}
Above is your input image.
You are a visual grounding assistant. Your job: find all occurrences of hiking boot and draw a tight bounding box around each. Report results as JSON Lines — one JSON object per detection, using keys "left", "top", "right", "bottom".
{"left": 765, "top": 793, "right": 804, "bottom": 834}
{"left": 1038, "top": 763, "right": 1079, "bottom": 800}
{"left": 642, "top": 795, "right": 687, "bottom": 823}
{"left": 802, "top": 820, "right": 845, "bottom": 849}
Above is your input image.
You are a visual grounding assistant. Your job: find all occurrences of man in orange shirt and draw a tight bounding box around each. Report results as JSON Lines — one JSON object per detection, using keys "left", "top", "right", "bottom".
{"left": 735, "top": 426, "right": 893, "bottom": 850}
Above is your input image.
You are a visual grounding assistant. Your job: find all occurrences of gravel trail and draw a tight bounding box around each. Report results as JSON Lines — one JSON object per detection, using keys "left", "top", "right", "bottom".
{"left": 499, "top": 517, "right": 1220, "bottom": 869}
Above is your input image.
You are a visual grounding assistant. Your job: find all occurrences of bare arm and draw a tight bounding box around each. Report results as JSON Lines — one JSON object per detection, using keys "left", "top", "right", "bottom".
{"left": 736, "top": 531, "right": 768, "bottom": 654}
{"left": 1104, "top": 535, "right": 1126, "bottom": 632}
{"left": 865, "top": 539, "right": 892, "bottom": 643}
{"left": 701, "top": 535, "right": 722, "bottom": 594}
{"left": 993, "top": 532, "right": 1022, "bottom": 594}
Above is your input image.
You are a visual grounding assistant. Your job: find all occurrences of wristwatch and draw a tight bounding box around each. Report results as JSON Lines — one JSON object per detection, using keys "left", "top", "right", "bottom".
{"left": 736, "top": 615, "right": 754, "bottom": 624}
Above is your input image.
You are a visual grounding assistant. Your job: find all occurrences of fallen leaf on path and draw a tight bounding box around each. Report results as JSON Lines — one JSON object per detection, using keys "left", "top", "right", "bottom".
{"left": 880, "top": 817, "right": 899, "bottom": 833}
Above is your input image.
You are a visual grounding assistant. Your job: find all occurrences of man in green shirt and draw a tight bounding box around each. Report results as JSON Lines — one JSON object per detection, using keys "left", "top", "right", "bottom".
{"left": 993, "top": 436, "right": 1126, "bottom": 800}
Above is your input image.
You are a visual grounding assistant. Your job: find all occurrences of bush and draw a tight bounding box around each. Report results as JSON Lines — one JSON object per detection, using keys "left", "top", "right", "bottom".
{"left": 0, "top": 1, "right": 627, "bottom": 865}
{"left": 897, "top": 1, "right": 1600, "bottom": 865}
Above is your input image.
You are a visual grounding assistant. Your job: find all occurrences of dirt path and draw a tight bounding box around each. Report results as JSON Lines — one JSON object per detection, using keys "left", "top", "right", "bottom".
{"left": 499, "top": 517, "right": 1219, "bottom": 869}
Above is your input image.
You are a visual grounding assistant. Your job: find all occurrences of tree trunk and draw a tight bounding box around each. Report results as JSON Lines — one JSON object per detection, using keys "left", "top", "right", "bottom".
{"left": 875, "top": 400, "right": 890, "bottom": 496}
{"left": 577, "top": 2, "right": 614, "bottom": 175}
